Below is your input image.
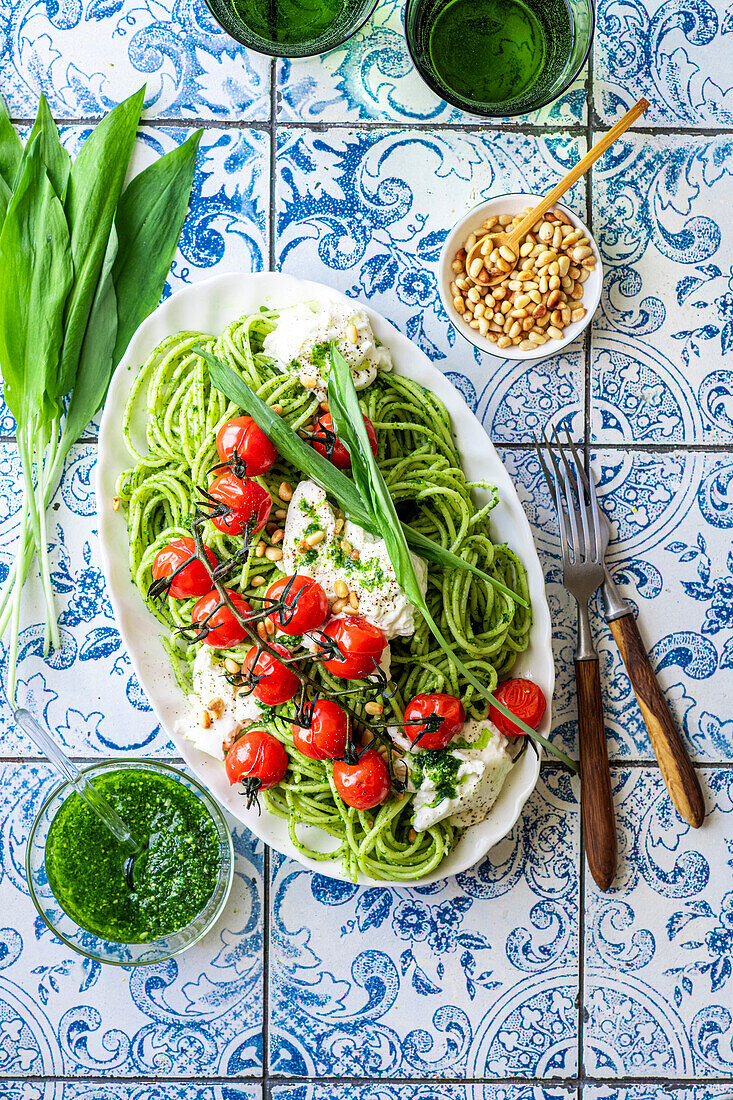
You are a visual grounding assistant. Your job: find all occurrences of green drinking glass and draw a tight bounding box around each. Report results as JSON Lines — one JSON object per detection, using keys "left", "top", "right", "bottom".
{"left": 204, "top": 0, "right": 379, "bottom": 57}
{"left": 404, "top": 0, "right": 594, "bottom": 117}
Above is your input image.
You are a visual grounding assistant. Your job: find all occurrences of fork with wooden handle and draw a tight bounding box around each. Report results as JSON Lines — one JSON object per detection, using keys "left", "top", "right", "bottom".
{"left": 559, "top": 431, "right": 705, "bottom": 830}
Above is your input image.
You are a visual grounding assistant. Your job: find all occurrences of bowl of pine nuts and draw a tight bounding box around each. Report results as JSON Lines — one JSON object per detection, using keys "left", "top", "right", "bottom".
{"left": 438, "top": 194, "right": 602, "bottom": 360}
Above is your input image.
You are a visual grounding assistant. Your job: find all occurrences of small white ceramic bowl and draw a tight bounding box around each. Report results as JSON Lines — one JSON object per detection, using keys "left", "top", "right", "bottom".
{"left": 438, "top": 193, "right": 603, "bottom": 362}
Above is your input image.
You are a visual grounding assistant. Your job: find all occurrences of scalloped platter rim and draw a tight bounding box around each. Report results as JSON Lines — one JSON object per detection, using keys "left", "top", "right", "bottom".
{"left": 96, "top": 271, "right": 553, "bottom": 886}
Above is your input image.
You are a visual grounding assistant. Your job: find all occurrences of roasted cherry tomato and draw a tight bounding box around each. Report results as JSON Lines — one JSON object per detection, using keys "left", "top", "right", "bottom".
{"left": 208, "top": 471, "right": 271, "bottom": 536}
{"left": 403, "top": 692, "right": 466, "bottom": 751}
{"left": 292, "top": 699, "right": 349, "bottom": 761}
{"left": 311, "top": 411, "right": 378, "bottom": 471}
{"left": 333, "top": 750, "right": 390, "bottom": 810}
{"left": 151, "top": 537, "right": 217, "bottom": 599}
{"left": 191, "top": 589, "right": 252, "bottom": 648}
{"left": 243, "top": 642, "right": 299, "bottom": 705}
{"left": 225, "top": 728, "right": 288, "bottom": 789}
{"left": 265, "top": 574, "right": 328, "bottom": 635}
{"left": 216, "top": 415, "right": 277, "bottom": 476}
{"left": 490, "top": 678, "right": 546, "bottom": 737}
{"left": 319, "top": 615, "right": 387, "bottom": 680}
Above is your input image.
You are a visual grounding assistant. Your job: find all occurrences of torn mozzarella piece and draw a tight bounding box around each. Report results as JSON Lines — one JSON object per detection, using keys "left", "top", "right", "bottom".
{"left": 175, "top": 647, "right": 268, "bottom": 761}
{"left": 280, "top": 480, "right": 426, "bottom": 641}
{"left": 390, "top": 718, "right": 514, "bottom": 832}
{"left": 262, "top": 300, "right": 392, "bottom": 401}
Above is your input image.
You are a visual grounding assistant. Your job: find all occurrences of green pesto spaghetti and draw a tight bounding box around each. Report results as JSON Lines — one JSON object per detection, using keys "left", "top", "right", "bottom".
{"left": 115, "top": 302, "right": 532, "bottom": 882}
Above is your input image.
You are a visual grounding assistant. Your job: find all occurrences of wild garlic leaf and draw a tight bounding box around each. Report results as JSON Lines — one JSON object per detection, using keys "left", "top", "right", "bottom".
{"left": 24, "top": 94, "right": 70, "bottom": 199}
{"left": 0, "top": 138, "right": 73, "bottom": 426}
{"left": 61, "top": 225, "right": 119, "bottom": 454}
{"left": 0, "top": 96, "right": 22, "bottom": 192}
{"left": 59, "top": 86, "right": 144, "bottom": 397}
{"left": 112, "top": 129, "right": 202, "bottom": 364}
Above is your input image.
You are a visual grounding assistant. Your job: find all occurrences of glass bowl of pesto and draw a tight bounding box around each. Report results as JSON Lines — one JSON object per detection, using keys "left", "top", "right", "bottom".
{"left": 26, "top": 759, "right": 234, "bottom": 966}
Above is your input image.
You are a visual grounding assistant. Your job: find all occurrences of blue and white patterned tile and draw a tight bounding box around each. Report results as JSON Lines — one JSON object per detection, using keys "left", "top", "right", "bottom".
{"left": 0, "top": 1086, "right": 260, "bottom": 1099}
{"left": 275, "top": 127, "right": 588, "bottom": 444}
{"left": 584, "top": 767, "right": 733, "bottom": 1079}
{"left": 0, "top": 0, "right": 270, "bottom": 120}
{"left": 275, "top": 0, "right": 587, "bottom": 124}
{"left": 271, "top": 1086, "right": 578, "bottom": 1099}
{"left": 0, "top": 123, "right": 269, "bottom": 437}
{"left": 0, "top": 764, "right": 264, "bottom": 1077}
{"left": 507, "top": 447, "right": 733, "bottom": 762}
{"left": 0, "top": 444, "right": 174, "bottom": 756}
{"left": 268, "top": 771, "right": 580, "bottom": 1080}
{"left": 591, "top": 132, "right": 733, "bottom": 443}
{"left": 594, "top": 0, "right": 733, "bottom": 128}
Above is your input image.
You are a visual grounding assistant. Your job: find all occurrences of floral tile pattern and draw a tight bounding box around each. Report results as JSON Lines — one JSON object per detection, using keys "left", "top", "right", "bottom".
{"left": 584, "top": 767, "right": 733, "bottom": 1079}
{"left": 0, "top": 0, "right": 271, "bottom": 120}
{"left": 268, "top": 772, "right": 580, "bottom": 1080}
{"left": 2, "top": 0, "right": 733, "bottom": 1096}
{"left": 0, "top": 765, "right": 264, "bottom": 1078}
{"left": 594, "top": 0, "right": 733, "bottom": 128}
{"left": 275, "top": 0, "right": 587, "bottom": 124}
{"left": 590, "top": 132, "right": 733, "bottom": 443}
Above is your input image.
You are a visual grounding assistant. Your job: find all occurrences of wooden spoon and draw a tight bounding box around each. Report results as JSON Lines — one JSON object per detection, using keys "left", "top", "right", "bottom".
{"left": 465, "top": 97, "right": 649, "bottom": 286}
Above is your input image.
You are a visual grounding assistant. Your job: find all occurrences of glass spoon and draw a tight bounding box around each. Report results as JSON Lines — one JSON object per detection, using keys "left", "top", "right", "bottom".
{"left": 15, "top": 708, "right": 143, "bottom": 886}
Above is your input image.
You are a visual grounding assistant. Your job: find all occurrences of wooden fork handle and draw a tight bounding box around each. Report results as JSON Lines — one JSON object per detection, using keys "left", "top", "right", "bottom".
{"left": 608, "top": 611, "right": 705, "bottom": 828}
{"left": 575, "top": 657, "right": 617, "bottom": 892}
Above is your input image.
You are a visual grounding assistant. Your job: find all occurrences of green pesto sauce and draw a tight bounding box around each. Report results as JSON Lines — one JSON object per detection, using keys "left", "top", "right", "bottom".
{"left": 411, "top": 749, "right": 463, "bottom": 805}
{"left": 45, "top": 769, "right": 221, "bottom": 944}
{"left": 309, "top": 340, "right": 330, "bottom": 373}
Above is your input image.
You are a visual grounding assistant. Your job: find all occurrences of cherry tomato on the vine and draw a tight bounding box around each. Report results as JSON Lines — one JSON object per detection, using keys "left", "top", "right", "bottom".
{"left": 208, "top": 471, "right": 271, "bottom": 536}
{"left": 403, "top": 692, "right": 466, "bottom": 751}
{"left": 225, "top": 729, "right": 288, "bottom": 789}
{"left": 243, "top": 642, "right": 299, "bottom": 705}
{"left": 292, "top": 699, "right": 349, "bottom": 761}
{"left": 216, "top": 416, "right": 277, "bottom": 476}
{"left": 333, "top": 750, "right": 390, "bottom": 810}
{"left": 489, "top": 678, "right": 546, "bottom": 737}
{"left": 152, "top": 537, "right": 217, "bottom": 599}
{"left": 319, "top": 615, "right": 386, "bottom": 680}
{"left": 311, "top": 411, "right": 378, "bottom": 471}
{"left": 264, "top": 574, "right": 328, "bottom": 635}
{"left": 191, "top": 589, "right": 252, "bottom": 648}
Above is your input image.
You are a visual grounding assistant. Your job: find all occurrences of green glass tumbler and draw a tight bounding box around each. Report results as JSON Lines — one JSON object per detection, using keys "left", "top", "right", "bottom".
{"left": 204, "top": 0, "right": 379, "bottom": 57}
{"left": 404, "top": 0, "right": 594, "bottom": 117}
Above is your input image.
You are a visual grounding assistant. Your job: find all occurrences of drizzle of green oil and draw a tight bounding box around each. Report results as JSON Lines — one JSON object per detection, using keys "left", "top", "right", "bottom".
{"left": 428, "top": 0, "right": 573, "bottom": 108}
{"left": 45, "top": 769, "right": 221, "bottom": 944}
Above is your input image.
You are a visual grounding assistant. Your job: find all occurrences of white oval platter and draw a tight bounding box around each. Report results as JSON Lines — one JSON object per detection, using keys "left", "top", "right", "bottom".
{"left": 96, "top": 271, "right": 553, "bottom": 886}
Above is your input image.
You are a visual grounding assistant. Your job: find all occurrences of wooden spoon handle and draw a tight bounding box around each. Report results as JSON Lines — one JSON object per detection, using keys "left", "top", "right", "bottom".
{"left": 575, "top": 657, "right": 617, "bottom": 892}
{"left": 507, "top": 96, "right": 650, "bottom": 250}
{"left": 608, "top": 611, "right": 705, "bottom": 828}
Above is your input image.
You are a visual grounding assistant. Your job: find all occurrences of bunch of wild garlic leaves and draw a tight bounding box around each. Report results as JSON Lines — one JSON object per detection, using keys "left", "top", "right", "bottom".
{"left": 0, "top": 88, "right": 201, "bottom": 702}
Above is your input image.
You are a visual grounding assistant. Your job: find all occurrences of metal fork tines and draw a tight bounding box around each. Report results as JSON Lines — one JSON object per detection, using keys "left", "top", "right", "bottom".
{"left": 534, "top": 427, "right": 617, "bottom": 892}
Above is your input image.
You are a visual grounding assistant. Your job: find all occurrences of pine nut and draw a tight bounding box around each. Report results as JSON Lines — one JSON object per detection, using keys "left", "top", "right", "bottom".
{"left": 305, "top": 530, "right": 325, "bottom": 547}
{"left": 265, "top": 547, "right": 283, "bottom": 561}
{"left": 334, "top": 579, "right": 348, "bottom": 599}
